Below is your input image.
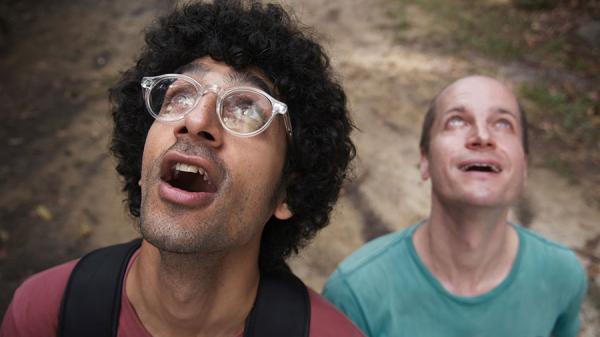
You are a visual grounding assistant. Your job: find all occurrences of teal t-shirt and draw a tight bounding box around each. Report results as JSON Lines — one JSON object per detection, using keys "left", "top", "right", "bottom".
{"left": 323, "top": 223, "right": 587, "bottom": 337}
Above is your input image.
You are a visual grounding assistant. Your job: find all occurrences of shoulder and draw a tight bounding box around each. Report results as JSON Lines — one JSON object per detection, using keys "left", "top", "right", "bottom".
{"left": 323, "top": 225, "right": 415, "bottom": 299}
{"left": 1, "top": 260, "right": 78, "bottom": 337}
{"left": 337, "top": 226, "right": 414, "bottom": 276}
{"left": 516, "top": 225, "right": 586, "bottom": 278}
{"left": 321, "top": 226, "right": 416, "bottom": 336}
{"left": 516, "top": 225, "right": 587, "bottom": 298}
{"left": 308, "top": 289, "right": 366, "bottom": 337}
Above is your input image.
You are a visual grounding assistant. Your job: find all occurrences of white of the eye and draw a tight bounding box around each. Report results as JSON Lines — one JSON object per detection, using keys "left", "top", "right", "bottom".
{"left": 496, "top": 120, "right": 512, "bottom": 129}
{"left": 448, "top": 117, "right": 465, "bottom": 127}
{"left": 175, "top": 95, "right": 194, "bottom": 107}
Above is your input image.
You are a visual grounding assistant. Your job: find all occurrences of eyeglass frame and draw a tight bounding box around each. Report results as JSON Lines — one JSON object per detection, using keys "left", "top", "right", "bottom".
{"left": 141, "top": 73, "right": 293, "bottom": 138}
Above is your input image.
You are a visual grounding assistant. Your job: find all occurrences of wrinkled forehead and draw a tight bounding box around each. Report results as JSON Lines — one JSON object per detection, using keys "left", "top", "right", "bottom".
{"left": 175, "top": 57, "right": 275, "bottom": 95}
{"left": 436, "top": 76, "right": 520, "bottom": 118}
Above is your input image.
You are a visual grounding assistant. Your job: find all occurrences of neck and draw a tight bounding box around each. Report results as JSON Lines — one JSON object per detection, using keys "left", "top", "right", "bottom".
{"left": 413, "top": 195, "right": 519, "bottom": 296}
{"left": 126, "top": 240, "right": 260, "bottom": 337}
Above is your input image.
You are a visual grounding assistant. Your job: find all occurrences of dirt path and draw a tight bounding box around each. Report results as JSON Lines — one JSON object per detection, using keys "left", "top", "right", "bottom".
{"left": 0, "top": 0, "right": 598, "bottom": 334}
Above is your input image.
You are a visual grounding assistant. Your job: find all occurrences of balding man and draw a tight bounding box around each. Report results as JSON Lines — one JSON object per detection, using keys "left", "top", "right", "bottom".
{"left": 323, "top": 76, "right": 588, "bottom": 337}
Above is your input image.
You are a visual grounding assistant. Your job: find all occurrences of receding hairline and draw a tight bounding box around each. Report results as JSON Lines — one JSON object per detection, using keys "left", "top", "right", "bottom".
{"left": 435, "top": 75, "right": 517, "bottom": 111}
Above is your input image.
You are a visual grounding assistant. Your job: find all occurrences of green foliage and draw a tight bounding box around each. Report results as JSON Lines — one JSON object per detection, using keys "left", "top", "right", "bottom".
{"left": 544, "top": 158, "right": 573, "bottom": 179}
{"left": 519, "top": 82, "right": 598, "bottom": 145}
{"left": 390, "top": 0, "right": 582, "bottom": 69}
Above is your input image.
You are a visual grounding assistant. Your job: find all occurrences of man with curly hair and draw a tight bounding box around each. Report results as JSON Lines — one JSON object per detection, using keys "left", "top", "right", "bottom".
{"left": 323, "top": 76, "right": 587, "bottom": 337}
{"left": 1, "top": 1, "right": 363, "bottom": 336}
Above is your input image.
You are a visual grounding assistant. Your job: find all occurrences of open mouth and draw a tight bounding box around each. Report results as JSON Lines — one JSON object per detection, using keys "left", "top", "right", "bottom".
{"left": 459, "top": 162, "right": 502, "bottom": 173}
{"left": 162, "top": 162, "right": 217, "bottom": 193}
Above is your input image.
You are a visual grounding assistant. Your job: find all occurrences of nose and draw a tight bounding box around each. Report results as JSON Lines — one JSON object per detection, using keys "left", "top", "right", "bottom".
{"left": 466, "top": 121, "right": 495, "bottom": 150}
{"left": 174, "top": 92, "right": 223, "bottom": 147}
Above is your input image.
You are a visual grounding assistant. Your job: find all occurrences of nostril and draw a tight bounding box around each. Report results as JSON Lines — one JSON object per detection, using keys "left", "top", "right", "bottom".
{"left": 177, "top": 126, "right": 189, "bottom": 134}
{"left": 199, "top": 131, "right": 215, "bottom": 141}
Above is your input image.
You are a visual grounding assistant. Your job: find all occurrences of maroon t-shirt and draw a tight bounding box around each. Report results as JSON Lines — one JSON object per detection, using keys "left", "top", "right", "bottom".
{"left": 1, "top": 251, "right": 365, "bottom": 337}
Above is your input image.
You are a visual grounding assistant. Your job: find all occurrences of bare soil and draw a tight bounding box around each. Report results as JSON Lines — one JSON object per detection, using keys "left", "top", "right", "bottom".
{"left": 0, "top": 0, "right": 598, "bottom": 334}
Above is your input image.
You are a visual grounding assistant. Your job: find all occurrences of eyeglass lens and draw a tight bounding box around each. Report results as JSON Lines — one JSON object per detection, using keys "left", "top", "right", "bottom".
{"left": 148, "top": 77, "right": 275, "bottom": 134}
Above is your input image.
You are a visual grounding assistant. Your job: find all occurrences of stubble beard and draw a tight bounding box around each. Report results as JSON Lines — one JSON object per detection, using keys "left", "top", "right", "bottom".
{"left": 138, "top": 149, "right": 235, "bottom": 255}
{"left": 139, "top": 184, "right": 234, "bottom": 254}
{"left": 137, "top": 166, "right": 285, "bottom": 256}
{"left": 139, "top": 210, "right": 226, "bottom": 254}
{"left": 137, "top": 139, "right": 288, "bottom": 256}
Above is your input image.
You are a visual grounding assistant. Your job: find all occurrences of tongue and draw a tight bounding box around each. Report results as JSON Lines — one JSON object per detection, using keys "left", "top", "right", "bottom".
{"left": 170, "top": 171, "right": 216, "bottom": 193}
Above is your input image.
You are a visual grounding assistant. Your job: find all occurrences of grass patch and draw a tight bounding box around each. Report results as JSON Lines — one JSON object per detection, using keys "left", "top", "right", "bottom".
{"left": 519, "top": 82, "right": 598, "bottom": 146}
{"left": 544, "top": 158, "right": 574, "bottom": 180}
{"left": 389, "top": 0, "right": 594, "bottom": 72}
{"left": 390, "top": 0, "right": 530, "bottom": 61}
{"left": 519, "top": 80, "right": 600, "bottom": 188}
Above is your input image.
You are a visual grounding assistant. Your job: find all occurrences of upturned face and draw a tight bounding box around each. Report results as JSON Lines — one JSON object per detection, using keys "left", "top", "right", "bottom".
{"left": 420, "top": 76, "right": 527, "bottom": 209}
{"left": 138, "top": 56, "right": 292, "bottom": 254}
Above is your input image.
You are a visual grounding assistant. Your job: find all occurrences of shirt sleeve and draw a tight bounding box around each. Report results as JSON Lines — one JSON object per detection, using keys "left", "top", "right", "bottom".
{"left": 0, "top": 281, "right": 59, "bottom": 337}
{"left": 0, "top": 260, "right": 77, "bottom": 337}
{"left": 551, "top": 260, "right": 588, "bottom": 337}
{"left": 322, "top": 269, "right": 372, "bottom": 337}
{"left": 308, "top": 290, "right": 367, "bottom": 337}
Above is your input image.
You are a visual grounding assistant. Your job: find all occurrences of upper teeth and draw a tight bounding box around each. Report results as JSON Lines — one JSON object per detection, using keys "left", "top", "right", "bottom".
{"left": 174, "top": 163, "right": 210, "bottom": 182}
{"left": 462, "top": 163, "right": 500, "bottom": 172}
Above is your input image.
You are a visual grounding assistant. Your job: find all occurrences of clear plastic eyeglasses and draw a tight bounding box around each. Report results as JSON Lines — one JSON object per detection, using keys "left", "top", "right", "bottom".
{"left": 141, "top": 74, "right": 292, "bottom": 138}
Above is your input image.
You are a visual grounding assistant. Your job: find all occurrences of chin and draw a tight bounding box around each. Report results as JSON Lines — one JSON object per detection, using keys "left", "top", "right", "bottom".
{"left": 456, "top": 190, "right": 509, "bottom": 208}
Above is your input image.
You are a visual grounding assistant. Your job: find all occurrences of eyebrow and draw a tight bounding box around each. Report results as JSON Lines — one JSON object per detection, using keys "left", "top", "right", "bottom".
{"left": 441, "top": 105, "right": 467, "bottom": 117}
{"left": 226, "top": 72, "right": 273, "bottom": 95}
{"left": 493, "top": 107, "right": 517, "bottom": 119}
{"left": 441, "top": 105, "right": 517, "bottom": 119}
{"left": 174, "top": 62, "right": 273, "bottom": 95}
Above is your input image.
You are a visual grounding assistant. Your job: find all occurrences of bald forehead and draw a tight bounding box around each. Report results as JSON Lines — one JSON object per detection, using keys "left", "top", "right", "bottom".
{"left": 419, "top": 75, "right": 529, "bottom": 155}
{"left": 436, "top": 76, "right": 519, "bottom": 116}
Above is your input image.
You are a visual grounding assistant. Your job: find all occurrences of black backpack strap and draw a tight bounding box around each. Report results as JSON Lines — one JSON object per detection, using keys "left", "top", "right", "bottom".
{"left": 244, "top": 271, "right": 311, "bottom": 337}
{"left": 58, "top": 239, "right": 142, "bottom": 337}
{"left": 59, "top": 239, "right": 310, "bottom": 337}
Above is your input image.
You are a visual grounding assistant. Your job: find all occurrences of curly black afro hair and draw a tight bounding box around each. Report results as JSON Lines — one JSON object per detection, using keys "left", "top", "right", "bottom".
{"left": 110, "top": 0, "right": 355, "bottom": 272}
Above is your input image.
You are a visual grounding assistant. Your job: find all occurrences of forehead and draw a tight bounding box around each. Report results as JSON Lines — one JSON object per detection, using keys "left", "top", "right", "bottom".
{"left": 177, "top": 56, "right": 274, "bottom": 94}
{"left": 436, "top": 76, "right": 520, "bottom": 119}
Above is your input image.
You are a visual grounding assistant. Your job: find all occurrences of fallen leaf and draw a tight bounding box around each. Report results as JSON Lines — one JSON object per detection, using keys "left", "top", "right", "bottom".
{"left": 79, "top": 222, "right": 93, "bottom": 237}
{"left": 0, "top": 229, "right": 9, "bottom": 243}
{"left": 35, "top": 205, "right": 53, "bottom": 221}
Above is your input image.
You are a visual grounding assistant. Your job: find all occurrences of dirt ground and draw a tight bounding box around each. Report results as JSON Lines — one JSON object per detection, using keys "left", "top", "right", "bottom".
{"left": 0, "top": 0, "right": 598, "bottom": 335}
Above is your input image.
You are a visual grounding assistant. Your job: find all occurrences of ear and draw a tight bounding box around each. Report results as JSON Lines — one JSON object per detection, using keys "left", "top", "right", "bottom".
{"left": 274, "top": 201, "right": 293, "bottom": 220}
{"left": 419, "top": 149, "right": 430, "bottom": 181}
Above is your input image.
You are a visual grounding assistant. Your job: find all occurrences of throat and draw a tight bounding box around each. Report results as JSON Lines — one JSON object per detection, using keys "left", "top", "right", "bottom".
{"left": 131, "top": 281, "right": 248, "bottom": 337}
{"left": 416, "top": 221, "right": 518, "bottom": 296}
{"left": 129, "top": 246, "right": 256, "bottom": 337}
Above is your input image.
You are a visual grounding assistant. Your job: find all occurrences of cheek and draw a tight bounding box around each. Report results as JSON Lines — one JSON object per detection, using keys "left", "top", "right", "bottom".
{"left": 234, "top": 144, "right": 285, "bottom": 182}
{"left": 141, "top": 123, "right": 170, "bottom": 177}
{"left": 502, "top": 138, "right": 527, "bottom": 162}
{"left": 428, "top": 139, "right": 458, "bottom": 166}
{"left": 226, "top": 138, "right": 287, "bottom": 199}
